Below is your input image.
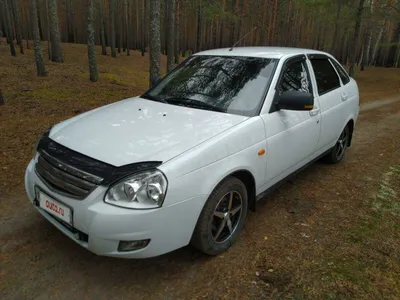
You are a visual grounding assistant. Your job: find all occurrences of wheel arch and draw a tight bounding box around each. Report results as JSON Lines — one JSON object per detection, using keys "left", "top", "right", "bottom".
{"left": 210, "top": 169, "right": 257, "bottom": 212}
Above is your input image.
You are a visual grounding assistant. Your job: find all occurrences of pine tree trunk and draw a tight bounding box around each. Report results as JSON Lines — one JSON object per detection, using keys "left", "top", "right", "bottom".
{"left": 164, "top": 0, "right": 168, "bottom": 55}
{"left": 361, "top": 31, "right": 369, "bottom": 71}
{"left": 370, "top": 20, "right": 385, "bottom": 65}
{"left": 46, "top": 0, "right": 51, "bottom": 59}
{"left": 1, "top": 0, "right": 16, "bottom": 56}
{"left": 330, "top": 0, "right": 342, "bottom": 56}
{"left": 149, "top": 0, "right": 161, "bottom": 87}
{"left": 110, "top": 0, "right": 116, "bottom": 57}
{"left": 141, "top": 0, "right": 145, "bottom": 56}
{"left": 387, "top": 22, "right": 400, "bottom": 67}
{"left": 100, "top": 0, "right": 107, "bottom": 55}
{"left": 124, "top": 0, "right": 130, "bottom": 56}
{"left": 182, "top": 1, "right": 186, "bottom": 56}
{"left": 364, "top": 0, "right": 374, "bottom": 67}
{"left": 11, "top": 0, "right": 24, "bottom": 54}
{"left": 86, "top": 0, "right": 97, "bottom": 82}
{"left": 196, "top": 3, "right": 202, "bottom": 52}
{"left": 349, "top": 0, "right": 365, "bottom": 78}
{"left": 117, "top": 1, "right": 122, "bottom": 54}
{"left": 65, "top": 0, "right": 74, "bottom": 42}
{"left": 47, "top": 0, "right": 63, "bottom": 62}
{"left": 174, "top": 0, "right": 179, "bottom": 64}
{"left": 31, "top": 0, "right": 46, "bottom": 76}
{"left": 219, "top": 0, "right": 226, "bottom": 48}
{"left": 167, "top": 0, "right": 175, "bottom": 71}
{"left": 24, "top": 8, "right": 30, "bottom": 50}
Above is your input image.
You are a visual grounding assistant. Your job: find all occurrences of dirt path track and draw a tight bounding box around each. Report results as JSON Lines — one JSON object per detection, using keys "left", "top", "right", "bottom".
{"left": 1, "top": 98, "right": 399, "bottom": 300}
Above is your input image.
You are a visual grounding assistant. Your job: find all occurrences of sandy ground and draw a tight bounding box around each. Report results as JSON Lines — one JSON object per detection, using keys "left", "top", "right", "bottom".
{"left": 1, "top": 96, "right": 399, "bottom": 300}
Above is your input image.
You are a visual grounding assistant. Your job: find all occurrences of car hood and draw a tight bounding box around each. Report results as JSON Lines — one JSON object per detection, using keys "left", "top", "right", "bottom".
{"left": 50, "top": 97, "right": 248, "bottom": 166}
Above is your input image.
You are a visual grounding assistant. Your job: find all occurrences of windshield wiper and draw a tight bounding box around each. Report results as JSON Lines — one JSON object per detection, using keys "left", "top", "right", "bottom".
{"left": 140, "top": 94, "right": 168, "bottom": 103}
{"left": 164, "top": 97, "right": 226, "bottom": 113}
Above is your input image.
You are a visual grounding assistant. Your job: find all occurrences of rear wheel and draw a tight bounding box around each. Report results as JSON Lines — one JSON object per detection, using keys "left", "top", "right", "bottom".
{"left": 191, "top": 177, "right": 248, "bottom": 255}
{"left": 324, "top": 125, "right": 350, "bottom": 164}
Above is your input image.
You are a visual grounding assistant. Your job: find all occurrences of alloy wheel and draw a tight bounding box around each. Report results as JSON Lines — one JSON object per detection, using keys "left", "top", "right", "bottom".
{"left": 336, "top": 127, "right": 349, "bottom": 159}
{"left": 211, "top": 191, "right": 243, "bottom": 244}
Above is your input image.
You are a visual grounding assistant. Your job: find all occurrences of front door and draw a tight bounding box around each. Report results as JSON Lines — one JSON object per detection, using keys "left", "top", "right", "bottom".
{"left": 260, "top": 56, "right": 321, "bottom": 186}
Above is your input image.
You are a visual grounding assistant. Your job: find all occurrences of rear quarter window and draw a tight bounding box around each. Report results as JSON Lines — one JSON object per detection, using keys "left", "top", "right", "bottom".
{"left": 310, "top": 58, "right": 341, "bottom": 95}
{"left": 330, "top": 59, "right": 350, "bottom": 85}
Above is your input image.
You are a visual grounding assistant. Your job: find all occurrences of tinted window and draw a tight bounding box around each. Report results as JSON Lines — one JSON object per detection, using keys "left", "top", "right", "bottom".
{"left": 278, "top": 60, "right": 312, "bottom": 94}
{"left": 310, "top": 59, "right": 341, "bottom": 95}
{"left": 144, "top": 55, "right": 278, "bottom": 117}
{"left": 330, "top": 59, "right": 350, "bottom": 85}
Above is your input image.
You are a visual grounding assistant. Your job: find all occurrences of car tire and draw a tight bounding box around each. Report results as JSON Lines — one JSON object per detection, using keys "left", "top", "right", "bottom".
{"left": 191, "top": 176, "right": 248, "bottom": 255}
{"left": 324, "top": 125, "right": 350, "bottom": 164}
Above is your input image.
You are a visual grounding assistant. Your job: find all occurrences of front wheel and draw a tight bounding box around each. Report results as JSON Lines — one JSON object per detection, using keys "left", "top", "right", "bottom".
{"left": 191, "top": 177, "right": 248, "bottom": 255}
{"left": 324, "top": 125, "right": 350, "bottom": 164}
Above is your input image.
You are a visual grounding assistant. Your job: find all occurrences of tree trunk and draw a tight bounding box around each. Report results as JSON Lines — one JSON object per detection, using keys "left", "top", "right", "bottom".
{"left": 174, "top": 0, "right": 179, "bottom": 64}
{"left": 46, "top": 0, "right": 51, "bottom": 59}
{"left": 1, "top": 0, "right": 16, "bottom": 56}
{"left": 167, "top": 0, "right": 175, "bottom": 71}
{"left": 134, "top": 0, "right": 138, "bottom": 50}
{"left": 348, "top": 0, "right": 366, "bottom": 78}
{"left": 47, "top": 0, "right": 63, "bottom": 62}
{"left": 370, "top": 20, "right": 385, "bottom": 65}
{"left": 117, "top": 1, "right": 121, "bottom": 53}
{"left": 86, "top": 0, "right": 98, "bottom": 82}
{"left": 219, "top": 0, "right": 226, "bottom": 48}
{"left": 100, "top": 0, "right": 107, "bottom": 55}
{"left": 164, "top": 0, "right": 168, "bottom": 55}
{"left": 361, "top": 31, "right": 369, "bottom": 71}
{"left": 11, "top": 0, "right": 24, "bottom": 54}
{"left": 110, "top": 0, "right": 116, "bottom": 57}
{"left": 31, "top": 0, "right": 46, "bottom": 76}
{"left": 149, "top": 0, "right": 161, "bottom": 87}
{"left": 24, "top": 8, "right": 30, "bottom": 50}
{"left": 141, "top": 0, "right": 145, "bottom": 56}
{"left": 124, "top": 0, "right": 130, "bottom": 56}
{"left": 387, "top": 22, "right": 400, "bottom": 67}
{"left": 364, "top": 0, "right": 374, "bottom": 67}
{"left": 196, "top": 3, "right": 202, "bottom": 52}
{"left": 330, "top": 0, "right": 342, "bottom": 56}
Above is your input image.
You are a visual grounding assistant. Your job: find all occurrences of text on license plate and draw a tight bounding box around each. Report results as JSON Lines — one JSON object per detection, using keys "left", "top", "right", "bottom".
{"left": 38, "top": 191, "right": 72, "bottom": 225}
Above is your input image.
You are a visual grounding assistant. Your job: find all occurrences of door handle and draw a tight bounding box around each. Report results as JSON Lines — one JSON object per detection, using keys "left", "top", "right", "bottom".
{"left": 341, "top": 93, "right": 348, "bottom": 101}
{"left": 309, "top": 108, "right": 320, "bottom": 116}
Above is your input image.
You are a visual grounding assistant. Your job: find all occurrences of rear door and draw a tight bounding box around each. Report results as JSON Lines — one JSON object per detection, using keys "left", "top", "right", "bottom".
{"left": 308, "top": 55, "right": 347, "bottom": 152}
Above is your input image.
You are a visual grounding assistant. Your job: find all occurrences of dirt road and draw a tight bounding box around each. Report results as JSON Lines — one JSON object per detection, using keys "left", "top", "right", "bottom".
{"left": 1, "top": 98, "right": 399, "bottom": 300}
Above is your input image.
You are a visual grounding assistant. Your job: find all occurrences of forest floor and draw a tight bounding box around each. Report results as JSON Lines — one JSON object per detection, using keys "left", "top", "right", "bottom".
{"left": 1, "top": 40, "right": 400, "bottom": 299}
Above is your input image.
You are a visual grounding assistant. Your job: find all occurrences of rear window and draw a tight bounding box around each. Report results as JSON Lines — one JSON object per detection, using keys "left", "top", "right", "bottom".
{"left": 310, "top": 58, "right": 341, "bottom": 95}
{"left": 330, "top": 59, "right": 350, "bottom": 85}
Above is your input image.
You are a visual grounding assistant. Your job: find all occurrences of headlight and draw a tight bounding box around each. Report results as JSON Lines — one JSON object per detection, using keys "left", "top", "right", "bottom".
{"left": 104, "top": 170, "right": 168, "bottom": 209}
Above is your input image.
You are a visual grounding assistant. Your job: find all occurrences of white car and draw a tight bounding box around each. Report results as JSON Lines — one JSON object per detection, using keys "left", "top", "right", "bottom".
{"left": 25, "top": 47, "right": 359, "bottom": 258}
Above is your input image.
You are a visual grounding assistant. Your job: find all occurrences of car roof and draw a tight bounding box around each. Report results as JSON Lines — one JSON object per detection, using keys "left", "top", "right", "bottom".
{"left": 194, "top": 47, "right": 330, "bottom": 60}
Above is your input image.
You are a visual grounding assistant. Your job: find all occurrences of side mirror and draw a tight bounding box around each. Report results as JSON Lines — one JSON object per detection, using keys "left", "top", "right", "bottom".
{"left": 276, "top": 90, "right": 314, "bottom": 111}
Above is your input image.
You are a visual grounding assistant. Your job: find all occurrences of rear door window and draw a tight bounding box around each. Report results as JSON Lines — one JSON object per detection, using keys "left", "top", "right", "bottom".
{"left": 310, "top": 58, "right": 341, "bottom": 95}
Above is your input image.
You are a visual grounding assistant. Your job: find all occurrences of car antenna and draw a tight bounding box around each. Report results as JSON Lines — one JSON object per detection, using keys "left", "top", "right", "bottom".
{"left": 229, "top": 27, "right": 258, "bottom": 51}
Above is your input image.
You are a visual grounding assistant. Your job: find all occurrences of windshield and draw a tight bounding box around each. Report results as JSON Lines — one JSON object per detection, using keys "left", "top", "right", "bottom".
{"left": 142, "top": 55, "right": 278, "bottom": 117}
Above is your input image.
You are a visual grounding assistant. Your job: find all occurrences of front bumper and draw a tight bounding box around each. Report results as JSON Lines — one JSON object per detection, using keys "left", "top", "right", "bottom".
{"left": 25, "top": 158, "right": 206, "bottom": 258}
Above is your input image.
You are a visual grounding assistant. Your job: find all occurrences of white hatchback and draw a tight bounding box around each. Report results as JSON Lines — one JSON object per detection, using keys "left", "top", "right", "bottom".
{"left": 25, "top": 47, "right": 359, "bottom": 258}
